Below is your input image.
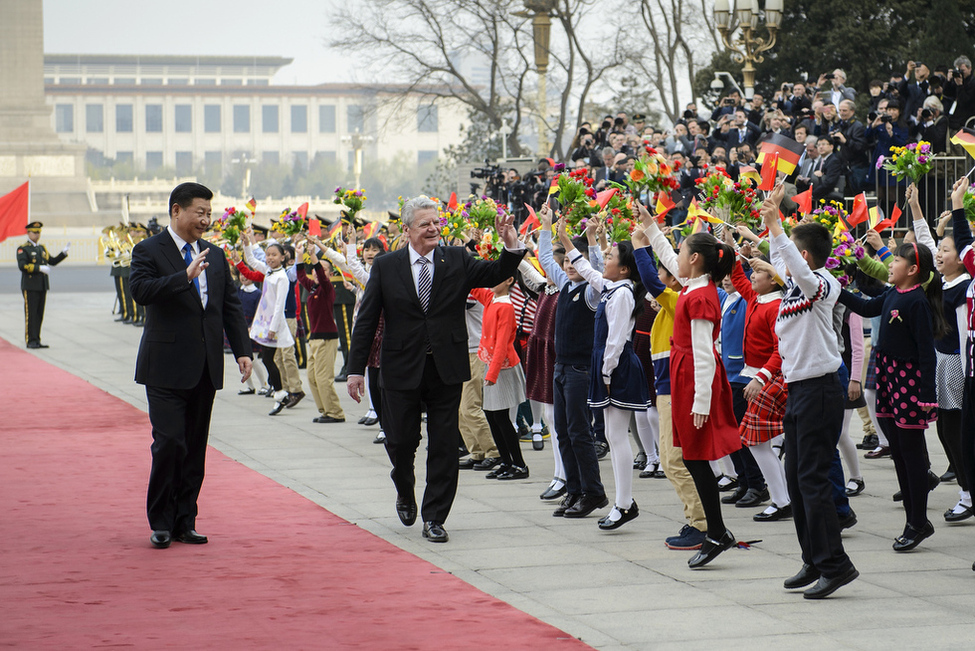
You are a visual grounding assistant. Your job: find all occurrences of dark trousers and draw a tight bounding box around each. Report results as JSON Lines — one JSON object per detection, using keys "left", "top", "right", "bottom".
{"left": 936, "top": 408, "right": 967, "bottom": 491}
{"left": 113, "top": 275, "right": 130, "bottom": 320}
{"left": 381, "top": 354, "right": 462, "bottom": 524}
{"left": 367, "top": 366, "right": 383, "bottom": 429}
{"left": 23, "top": 289, "right": 45, "bottom": 345}
{"left": 880, "top": 418, "right": 932, "bottom": 531}
{"left": 554, "top": 363, "right": 604, "bottom": 497}
{"left": 729, "top": 382, "right": 766, "bottom": 491}
{"left": 145, "top": 366, "right": 216, "bottom": 533}
{"left": 260, "top": 345, "right": 282, "bottom": 391}
{"left": 783, "top": 372, "right": 855, "bottom": 578}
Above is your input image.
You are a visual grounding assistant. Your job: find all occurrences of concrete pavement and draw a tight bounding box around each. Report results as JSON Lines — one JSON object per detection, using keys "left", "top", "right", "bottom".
{"left": 3, "top": 290, "right": 974, "bottom": 650}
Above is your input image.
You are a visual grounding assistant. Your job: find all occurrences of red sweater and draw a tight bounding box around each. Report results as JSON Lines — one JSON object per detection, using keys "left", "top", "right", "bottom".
{"left": 472, "top": 288, "right": 520, "bottom": 383}
{"left": 731, "top": 260, "right": 782, "bottom": 383}
{"left": 296, "top": 263, "right": 338, "bottom": 339}
{"left": 236, "top": 260, "right": 264, "bottom": 282}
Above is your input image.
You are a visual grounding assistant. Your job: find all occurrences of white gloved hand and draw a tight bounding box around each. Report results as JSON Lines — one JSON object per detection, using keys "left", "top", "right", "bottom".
{"left": 39, "top": 265, "right": 51, "bottom": 275}
{"left": 62, "top": 242, "right": 71, "bottom": 253}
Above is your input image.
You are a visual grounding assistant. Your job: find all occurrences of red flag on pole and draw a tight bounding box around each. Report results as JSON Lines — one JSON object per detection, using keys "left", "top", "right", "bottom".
{"left": 655, "top": 192, "right": 676, "bottom": 224}
{"left": 519, "top": 204, "right": 540, "bottom": 235}
{"left": 595, "top": 188, "right": 617, "bottom": 209}
{"left": 793, "top": 187, "right": 813, "bottom": 216}
{"left": 447, "top": 192, "right": 458, "bottom": 211}
{"left": 308, "top": 218, "right": 321, "bottom": 237}
{"left": 296, "top": 202, "right": 309, "bottom": 219}
{"left": 872, "top": 205, "right": 901, "bottom": 233}
{"left": 759, "top": 153, "right": 779, "bottom": 191}
{"left": 848, "top": 193, "right": 869, "bottom": 226}
{"left": 0, "top": 181, "right": 29, "bottom": 244}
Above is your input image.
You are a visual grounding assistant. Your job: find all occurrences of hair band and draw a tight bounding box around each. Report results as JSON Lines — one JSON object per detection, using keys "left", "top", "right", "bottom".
{"left": 718, "top": 247, "right": 725, "bottom": 259}
{"left": 911, "top": 241, "right": 919, "bottom": 265}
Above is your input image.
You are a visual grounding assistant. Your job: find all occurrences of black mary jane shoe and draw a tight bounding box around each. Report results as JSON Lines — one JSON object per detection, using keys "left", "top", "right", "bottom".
{"left": 688, "top": 530, "right": 736, "bottom": 568}
{"left": 539, "top": 480, "right": 566, "bottom": 500}
{"left": 892, "top": 521, "right": 935, "bottom": 552}
{"left": 485, "top": 464, "right": 512, "bottom": 479}
{"left": 597, "top": 501, "right": 639, "bottom": 530}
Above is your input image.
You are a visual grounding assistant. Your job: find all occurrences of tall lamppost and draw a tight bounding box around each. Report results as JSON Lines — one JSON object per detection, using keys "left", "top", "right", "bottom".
{"left": 516, "top": 0, "right": 557, "bottom": 156}
{"left": 341, "top": 129, "right": 374, "bottom": 191}
{"left": 713, "top": 0, "right": 783, "bottom": 100}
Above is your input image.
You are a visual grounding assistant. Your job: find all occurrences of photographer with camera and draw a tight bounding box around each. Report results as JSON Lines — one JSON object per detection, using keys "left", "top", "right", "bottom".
{"left": 832, "top": 99, "right": 870, "bottom": 193}
{"left": 898, "top": 61, "right": 932, "bottom": 121}
{"left": 710, "top": 90, "right": 742, "bottom": 121}
{"left": 718, "top": 107, "right": 760, "bottom": 149}
{"left": 866, "top": 98, "right": 909, "bottom": 189}
{"left": 571, "top": 129, "right": 598, "bottom": 166}
{"left": 816, "top": 69, "right": 856, "bottom": 110}
{"left": 943, "top": 55, "right": 975, "bottom": 133}
{"left": 664, "top": 123, "right": 690, "bottom": 155}
{"left": 912, "top": 96, "right": 949, "bottom": 153}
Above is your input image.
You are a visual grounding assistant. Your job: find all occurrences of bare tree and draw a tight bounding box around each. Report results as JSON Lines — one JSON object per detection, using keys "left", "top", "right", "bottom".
{"left": 629, "top": 0, "right": 717, "bottom": 124}
{"left": 330, "top": 0, "right": 534, "bottom": 157}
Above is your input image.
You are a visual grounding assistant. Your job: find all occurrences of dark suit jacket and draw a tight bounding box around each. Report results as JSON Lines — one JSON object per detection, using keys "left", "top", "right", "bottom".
{"left": 810, "top": 154, "right": 844, "bottom": 202}
{"left": 129, "top": 230, "right": 251, "bottom": 390}
{"left": 17, "top": 241, "right": 67, "bottom": 291}
{"left": 348, "top": 245, "right": 525, "bottom": 390}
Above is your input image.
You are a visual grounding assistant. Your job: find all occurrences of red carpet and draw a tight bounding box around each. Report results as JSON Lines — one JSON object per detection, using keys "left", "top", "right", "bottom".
{"left": 0, "top": 339, "right": 591, "bottom": 650}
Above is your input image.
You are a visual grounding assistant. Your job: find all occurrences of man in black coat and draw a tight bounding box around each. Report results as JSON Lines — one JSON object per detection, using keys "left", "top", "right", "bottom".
{"left": 347, "top": 196, "right": 525, "bottom": 543}
{"left": 129, "top": 182, "right": 253, "bottom": 549}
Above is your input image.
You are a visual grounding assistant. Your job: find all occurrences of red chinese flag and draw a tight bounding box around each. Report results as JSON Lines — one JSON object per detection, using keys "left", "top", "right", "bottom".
{"left": 308, "top": 218, "right": 321, "bottom": 237}
{"left": 447, "top": 192, "right": 458, "bottom": 211}
{"left": 595, "top": 187, "right": 617, "bottom": 209}
{"left": 793, "top": 187, "right": 813, "bottom": 215}
{"left": 0, "top": 181, "right": 29, "bottom": 244}
{"left": 848, "top": 193, "right": 869, "bottom": 226}
{"left": 759, "top": 152, "right": 779, "bottom": 191}
{"left": 873, "top": 205, "right": 901, "bottom": 233}
{"left": 296, "top": 202, "right": 309, "bottom": 219}
{"left": 519, "top": 205, "right": 540, "bottom": 235}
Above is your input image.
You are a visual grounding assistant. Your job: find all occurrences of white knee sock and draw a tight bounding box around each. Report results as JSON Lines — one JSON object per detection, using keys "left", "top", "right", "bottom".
{"left": 633, "top": 408, "right": 660, "bottom": 464}
{"left": 751, "top": 441, "right": 790, "bottom": 508}
{"left": 604, "top": 406, "right": 635, "bottom": 509}
{"left": 864, "top": 389, "right": 887, "bottom": 446}
{"left": 543, "top": 402, "right": 565, "bottom": 483}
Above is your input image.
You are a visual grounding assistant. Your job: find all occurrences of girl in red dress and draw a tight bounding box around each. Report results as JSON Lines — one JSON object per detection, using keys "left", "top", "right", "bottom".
{"left": 669, "top": 232, "right": 742, "bottom": 568}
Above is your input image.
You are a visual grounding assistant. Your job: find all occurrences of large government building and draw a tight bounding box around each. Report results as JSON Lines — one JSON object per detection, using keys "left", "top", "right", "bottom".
{"left": 43, "top": 54, "right": 466, "bottom": 178}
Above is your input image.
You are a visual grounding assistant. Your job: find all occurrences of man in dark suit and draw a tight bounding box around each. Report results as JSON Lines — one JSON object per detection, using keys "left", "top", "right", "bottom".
{"left": 807, "top": 136, "right": 844, "bottom": 203}
{"left": 347, "top": 196, "right": 525, "bottom": 543}
{"left": 129, "top": 182, "right": 253, "bottom": 549}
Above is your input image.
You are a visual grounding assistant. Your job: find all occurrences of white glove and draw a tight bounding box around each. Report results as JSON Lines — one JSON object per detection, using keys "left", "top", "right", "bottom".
{"left": 39, "top": 265, "right": 51, "bottom": 275}
{"left": 62, "top": 242, "right": 71, "bottom": 253}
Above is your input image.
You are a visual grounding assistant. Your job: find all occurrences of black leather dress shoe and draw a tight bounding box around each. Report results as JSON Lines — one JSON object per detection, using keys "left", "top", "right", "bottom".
{"left": 892, "top": 521, "right": 935, "bottom": 551}
{"left": 944, "top": 506, "right": 974, "bottom": 522}
{"left": 174, "top": 530, "right": 208, "bottom": 544}
{"left": 459, "top": 458, "right": 478, "bottom": 470}
{"left": 539, "top": 481, "right": 566, "bottom": 500}
{"left": 362, "top": 416, "right": 379, "bottom": 426}
{"left": 269, "top": 400, "right": 287, "bottom": 416}
{"left": 396, "top": 498, "right": 417, "bottom": 527}
{"left": 422, "top": 521, "right": 448, "bottom": 543}
{"left": 688, "top": 530, "right": 736, "bottom": 568}
{"left": 237, "top": 388, "right": 256, "bottom": 395}
{"left": 497, "top": 466, "right": 529, "bottom": 480}
{"left": 285, "top": 391, "right": 305, "bottom": 408}
{"left": 838, "top": 509, "right": 857, "bottom": 530}
{"left": 473, "top": 457, "right": 501, "bottom": 471}
{"left": 485, "top": 464, "right": 512, "bottom": 479}
{"left": 553, "top": 494, "right": 580, "bottom": 517}
{"left": 717, "top": 475, "right": 739, "bottom": 492}
{"left": 754, "top": 503, "right": 793, "bottom": 521}
{"left": 803, "top": 567, "right": 859, "bottom": 599}
{"left": 314, "top": 415, "right": 345, "bottom": 423}
{"left": 941, "top": 469, "right": 957, "bottom": 483}
{"left": 597, "top": 501, "right": 640, "bottom": 530}
{"left": 563, "top": 493, "right": 609, "bottom": 518}
{"left": 783, "top": 563, "right": 820, "bottom": 589}
{"left": 721, "top": 486, "right": 747, "bottom": 504}
{"left": 736, "top": 487, "right": 770, "bottom": 508}
{"left": 150, "top": 530, "right": 171, "bottom": 549}
{"left": 357, "top": 415, "right": 368, "bottom": 425}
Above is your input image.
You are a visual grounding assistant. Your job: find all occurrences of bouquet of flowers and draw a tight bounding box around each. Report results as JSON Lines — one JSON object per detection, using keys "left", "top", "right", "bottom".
{"left": 273, "top": 207, "right": 307, "bottom": 237}
{"left": 333, "top": 187, "right": 367, "bottom": 220}
{"left": 696, "top": 168, "right": 762, "bottom": 230}
{"left": 878, "top": 141, "right": 934, "bottom": 183}
{"left": 603, "top": 192, "right": 637, "bottom": 243}
{"left": 439, "top": 208, "right": 469, "bottom": 242}
{"left": 963, "top": 187, "right": 975, "bottom": 223}
{"left": 461, "top": 196, "right": 505, "bottom": 232}
{"left": 811, "top": 202, "right": 864, "bottom": 287}
{"left": 212, "top": 207, "right": 249, "bottom": 247}
{"left": 626, "top": 143, "right": 679, "bottom": 197}
{"left": 474, "top": 228, "right": 504, "bottom": 261}
{"left": 556, "top": 168, "right": 600, "bottom": 235}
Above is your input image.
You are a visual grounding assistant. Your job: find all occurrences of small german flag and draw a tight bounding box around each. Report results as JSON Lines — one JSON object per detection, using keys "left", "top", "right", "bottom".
{"left": 324, "top": 220, "right": 343, "bottom": 241}
{"left": 950, "top": 127, "right": 975, "bottom": 160}
{"left": 739, "top": 165, "right": 761, "bottom": 185}
{"left": 362, "top": 221, "right": 381, "bottom": 239}
{"left": 655, "top": 192, "right": 676, "bottom": 224}
{"left": 756, "top": 133, "right": 805, "bottom": 176}
{"left": 245, "top": 197, "right": 257, "bottom": 214}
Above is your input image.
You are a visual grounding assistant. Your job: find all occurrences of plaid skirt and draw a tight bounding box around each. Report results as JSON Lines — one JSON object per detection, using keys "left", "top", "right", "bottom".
{"left": 740, "top": 373, "right": 788, "bottom": 446}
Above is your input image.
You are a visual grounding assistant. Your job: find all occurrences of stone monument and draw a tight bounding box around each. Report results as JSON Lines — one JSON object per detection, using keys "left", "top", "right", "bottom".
{"left": 0, "top": 0, "right": 90, "bottom": 224}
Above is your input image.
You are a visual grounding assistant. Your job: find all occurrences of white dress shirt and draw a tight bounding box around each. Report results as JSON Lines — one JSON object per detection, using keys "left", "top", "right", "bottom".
{"left": 168, "top": 225, "right": 208, "bottom": 308}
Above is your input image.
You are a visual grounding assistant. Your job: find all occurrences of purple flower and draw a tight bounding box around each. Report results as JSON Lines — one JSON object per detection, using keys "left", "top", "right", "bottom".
{"left": 335, "top": 187, "right": 342, "bottom": 193}
{"left": 876, "top": 156, "right": 886, "bottom": 170}
{"left": 553, "top": 163, "right": 566, "bottom": 173}
{"left": 825, "top": 256, "right": 840, "bottom": 270}
{"left": 355, "top": 190, "right": 363, "bottom": 197}
{"left": 920, "top": 144, "right": 931, "bottom": 153}
{"left": 854, "top": 245, "right": 865, "bottom": 259}
{"left": 918, "top": 156, "right": 929, "bottom": 164}
{"left": 461, "top": 211, "right": 469, "bottom": 218}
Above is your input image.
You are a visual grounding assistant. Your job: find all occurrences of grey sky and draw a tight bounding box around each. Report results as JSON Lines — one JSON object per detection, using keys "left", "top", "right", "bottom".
{"left": 43, "top": 0, "right": 360, "bottom": 85}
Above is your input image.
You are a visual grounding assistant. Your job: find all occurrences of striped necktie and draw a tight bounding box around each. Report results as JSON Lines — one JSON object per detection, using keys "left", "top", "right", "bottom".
{"left": 416, "top": 256, "right": 431, "bottom": 312}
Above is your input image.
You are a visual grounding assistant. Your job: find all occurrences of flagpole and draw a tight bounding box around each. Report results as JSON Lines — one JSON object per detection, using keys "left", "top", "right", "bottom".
{"left": 27, "top": 176, "right": 31, "bottom": 223}
{"left": 966, "top": 164, "right": 975, "bottom": 179}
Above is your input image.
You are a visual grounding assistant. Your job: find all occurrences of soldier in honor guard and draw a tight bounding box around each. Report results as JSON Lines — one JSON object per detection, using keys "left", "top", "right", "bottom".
{"left": 17, "top": 221, "right": 68, "bottom": 349}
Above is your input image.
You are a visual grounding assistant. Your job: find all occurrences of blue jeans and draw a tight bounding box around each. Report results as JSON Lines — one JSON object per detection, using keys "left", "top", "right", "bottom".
{"left": 554, "top": 363, "right": 605, "bottom": 497}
